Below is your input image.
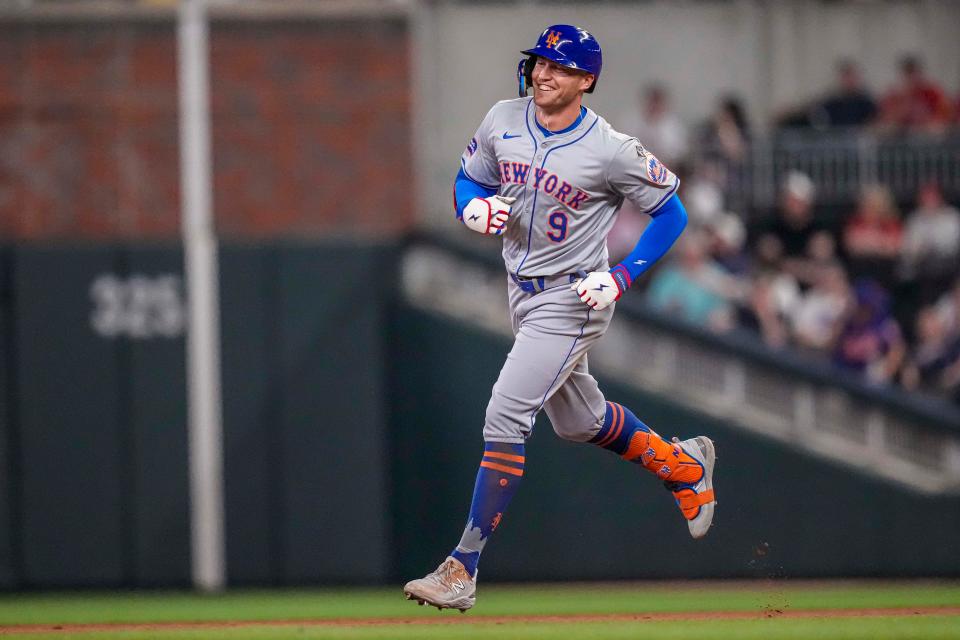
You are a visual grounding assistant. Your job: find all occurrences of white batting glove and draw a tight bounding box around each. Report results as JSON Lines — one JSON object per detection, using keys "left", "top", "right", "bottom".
{"left": 461, "top": 195, "right": 516, "bottom": 236}
{"left": 571, "top": 271, "right": 624, "bottom": 311}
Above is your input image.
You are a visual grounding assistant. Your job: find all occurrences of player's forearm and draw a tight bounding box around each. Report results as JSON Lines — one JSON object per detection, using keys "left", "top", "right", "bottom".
{"left": 609, "top": 194, "right": 688, "bottom": 292}
{"left": 454, "top": 167, "right": 498, "bottom": 219}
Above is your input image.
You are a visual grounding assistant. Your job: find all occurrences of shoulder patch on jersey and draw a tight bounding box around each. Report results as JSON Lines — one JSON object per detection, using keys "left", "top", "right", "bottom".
{"left": 466, "top": 137, "right": 478, "bottom": 157}
{"left": 637, "top": 143, "right": 669, "bottom": 185}
{"left": 646, "top": 155, "right": 669, "bottom": 185}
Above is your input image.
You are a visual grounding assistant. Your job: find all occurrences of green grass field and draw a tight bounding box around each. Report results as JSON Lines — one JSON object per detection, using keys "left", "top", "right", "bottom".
{"left": 0, "top": 581, "right": 958, "bottom": 639}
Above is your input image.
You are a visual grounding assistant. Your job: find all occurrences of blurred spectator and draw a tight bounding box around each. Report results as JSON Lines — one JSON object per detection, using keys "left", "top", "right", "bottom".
{"left": 701, "top": 96, "right": 750, "bottom": 163}
{"left": 681, "top": 175, "right": 725, "bottom": 228}
{"left": 621, "top": 84, "right": 689, "bottom": 166}
{"left": 842, "top": 184, "right": 903, "bottom": 286}
{"left": 705, "top": 211, "right": 750, "bottom": 277}
{"left": 645, "top": 231, "right": 741, "bottom": 331}
{"left": 738, "top": 235, "right": 801, "bottom": 348}
{"left": 878, "top": 55, "right": 953, "bottom": 132}
{"left": 934, "top": 277, "right": 960, "bottom": 334}
{"left": 746, "top": 272, "right": 799, "bottom": 348}
{"left": 809, "top": 60, "right": 878, "bottom": 128}
{"left": 788, "top": 229, "right": 842, "bottom": 288}
{"left": 697, "top": 98, "right": 751, "bottom": 205}
{"left": 791, "top": 265, "right": 852, "bottom": 352}
{"left": 763, "top": 171, "right": 822, "bottom": 259}
{"left": 758, "top": 171, "right": 837, "bottom": 288}
{"left": 900, "top": 306, "right": 960, "bottom": 402}
{"left": 899, "top": 182, "right": 960, "bottom": 303}
{"left": 832, "top": 280, "right": 906, "bottom": 384}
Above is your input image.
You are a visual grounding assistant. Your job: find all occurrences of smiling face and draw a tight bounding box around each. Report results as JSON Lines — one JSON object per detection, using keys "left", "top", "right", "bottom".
{"left": 531, "top": 57, "right": 594, "bottom": 113}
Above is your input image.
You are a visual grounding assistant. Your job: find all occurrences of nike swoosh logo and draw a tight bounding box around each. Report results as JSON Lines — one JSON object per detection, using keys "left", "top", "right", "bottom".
{"left": 503, "top": 132, "right": 521, "bottom": 139}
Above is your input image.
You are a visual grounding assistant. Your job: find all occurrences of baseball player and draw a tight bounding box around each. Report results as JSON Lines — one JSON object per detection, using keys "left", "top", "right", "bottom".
{"left": 404, "top": 24, "right": 716, "bottom": 612}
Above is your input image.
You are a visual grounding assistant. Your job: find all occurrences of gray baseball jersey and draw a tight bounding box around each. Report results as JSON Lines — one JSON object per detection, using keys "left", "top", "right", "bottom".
{"left": 461, "top": 97, "right": 680, "bottom": 444}
{"left": 461, "top": 96, "right": 679, "bottom": 278}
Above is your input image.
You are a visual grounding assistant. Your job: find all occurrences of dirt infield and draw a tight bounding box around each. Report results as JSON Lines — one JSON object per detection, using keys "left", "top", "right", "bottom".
{"left": 3, "top": 606, "right": 958, "bottom": 634}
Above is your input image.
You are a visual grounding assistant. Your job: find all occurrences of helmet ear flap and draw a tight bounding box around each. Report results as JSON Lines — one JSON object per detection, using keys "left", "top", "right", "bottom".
{"left": 518, "top": 56, "right": 536, "bottom": 97}
{"left": 516, "top": 58, "right": 527, "bottom": 97}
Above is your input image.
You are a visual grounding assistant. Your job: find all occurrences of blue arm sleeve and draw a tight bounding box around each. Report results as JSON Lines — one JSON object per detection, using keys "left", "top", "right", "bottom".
{"left": 454, "top": 167, "right": 498, "bottom": 219}
{"left": 609, "top": 194, "right": 688, "bottom": 292}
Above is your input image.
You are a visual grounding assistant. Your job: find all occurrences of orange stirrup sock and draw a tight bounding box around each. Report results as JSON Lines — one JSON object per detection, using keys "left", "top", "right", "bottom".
{"left": 621, "top": 429, "right": 704, "bottom": 484}
{"left": 591, "top": 402, "right": 704, "bottom": 484}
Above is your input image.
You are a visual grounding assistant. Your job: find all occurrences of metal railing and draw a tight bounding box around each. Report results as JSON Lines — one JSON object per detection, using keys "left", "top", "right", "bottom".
{"left": 401, "top": 234, "right": 960, "bottom": 495}
{"left": 693, "top": 129, "right": 960, "bottom": 213}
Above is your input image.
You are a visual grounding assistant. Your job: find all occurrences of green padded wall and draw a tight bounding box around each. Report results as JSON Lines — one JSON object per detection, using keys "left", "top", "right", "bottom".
{"left": 14, "top": 246, "right": 128, "bottom": 586}
{"left": 125, "top": 247, "right": 190, "bottom": 585}
{"left": 389, "top": 305, "right": 960, "bottom": 581}
{"left": 220, "top": 244, "right": 394, "bottom": 585}
{"left": 0, "top": 248, "right": 16, "bottom": 587}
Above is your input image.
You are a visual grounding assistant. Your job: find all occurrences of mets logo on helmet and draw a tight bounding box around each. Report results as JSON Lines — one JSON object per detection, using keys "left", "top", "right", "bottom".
{"left": 545, "top": 31, "right": 562, "bottom": 48}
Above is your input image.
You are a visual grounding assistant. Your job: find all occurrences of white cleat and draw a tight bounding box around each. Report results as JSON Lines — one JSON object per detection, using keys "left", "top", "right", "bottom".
{"left": 403, "top": 557, "right": 476, "bottom": 612}
{"left": 667, "top": 436, "right": 717, "bottom": 539}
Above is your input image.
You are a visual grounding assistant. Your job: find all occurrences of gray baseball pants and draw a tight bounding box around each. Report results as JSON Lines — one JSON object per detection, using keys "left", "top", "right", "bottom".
{"left": 483, "top": 277, "right": 614, "bottom": 444}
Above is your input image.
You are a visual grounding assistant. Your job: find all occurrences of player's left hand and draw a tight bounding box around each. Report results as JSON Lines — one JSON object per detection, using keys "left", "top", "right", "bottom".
{"left": 571, "top": 271, "right": 624, "bottom": 311}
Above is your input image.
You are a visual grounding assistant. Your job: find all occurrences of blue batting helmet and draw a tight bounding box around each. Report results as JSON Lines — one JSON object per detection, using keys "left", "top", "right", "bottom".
{"left": 518, "top": 24, "right": 602, "bottom": 97}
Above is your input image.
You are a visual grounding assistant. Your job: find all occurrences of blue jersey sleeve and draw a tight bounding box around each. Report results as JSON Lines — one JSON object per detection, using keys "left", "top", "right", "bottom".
{"left": 454, "top": 166, "right": 498, "bottom": 219}
{"left": 609, "top": 194, "right": 688, "bottom": 292}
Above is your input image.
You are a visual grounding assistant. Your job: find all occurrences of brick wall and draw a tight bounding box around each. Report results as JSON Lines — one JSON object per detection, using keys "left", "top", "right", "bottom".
{"left": 0, "top": 17, "right": 412, "bottom": 240}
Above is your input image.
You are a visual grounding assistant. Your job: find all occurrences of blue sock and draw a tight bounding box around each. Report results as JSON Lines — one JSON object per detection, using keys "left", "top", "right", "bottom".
{"left": 590, "top": 400, "right": 703, "bottom": 483}
{"left": 588, "top": 401, "right": 649, "bottom": 455}
{"left": 450, "top": 442, "right": 525, "bottom": 577}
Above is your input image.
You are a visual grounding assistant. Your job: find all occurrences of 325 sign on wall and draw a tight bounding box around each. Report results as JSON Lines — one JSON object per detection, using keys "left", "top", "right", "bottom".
{"left": 90, "top": 274, "right": 185, "bottom": 339}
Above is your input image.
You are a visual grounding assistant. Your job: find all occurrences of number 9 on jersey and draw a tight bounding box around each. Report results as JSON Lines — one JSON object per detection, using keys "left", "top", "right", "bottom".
{"left": 547, "top": 210, "right": 568, "bottom": 243}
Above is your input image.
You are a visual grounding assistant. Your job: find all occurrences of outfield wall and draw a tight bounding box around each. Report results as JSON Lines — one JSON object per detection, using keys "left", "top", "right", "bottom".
{"left": 0, "top": 243, "right": 958, "bottom": 588}
{"left": 390, "top": 306, "right": 960, "bottom": 582}
{"left": 0, "top": 243, "right": 394, "bottom": 588}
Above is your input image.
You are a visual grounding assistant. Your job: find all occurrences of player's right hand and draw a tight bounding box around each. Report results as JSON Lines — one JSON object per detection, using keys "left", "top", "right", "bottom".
{"left": 462, "top": 195, "right": 516, "bottom": 236}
